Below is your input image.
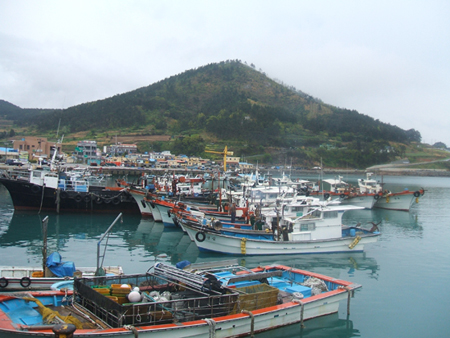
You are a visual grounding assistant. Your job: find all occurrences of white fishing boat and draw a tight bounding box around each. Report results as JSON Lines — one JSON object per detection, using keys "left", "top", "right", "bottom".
{"left": 375, "top": 188, "right": 425, "bottom": 211}
{"left": 182, "top": 204, "right": 380, "bottom": 255}
{"left": 0, "top": 214, "right": 124, "bottom": 292}
{"left": 0, "top": 259, "right": 363, "bottom": 337}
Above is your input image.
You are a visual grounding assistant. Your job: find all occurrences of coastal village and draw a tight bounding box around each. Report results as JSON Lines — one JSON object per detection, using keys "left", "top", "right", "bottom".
{"left": 0, "top": 136, "right": 255, "bottom": 171}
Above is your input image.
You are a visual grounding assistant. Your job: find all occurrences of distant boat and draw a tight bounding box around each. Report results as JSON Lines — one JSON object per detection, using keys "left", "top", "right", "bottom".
{"left": 375, "top": 188, "right": 425, "bottom": 211}
{"left": 0, "top": 168, "right": 139, "bottom": 214}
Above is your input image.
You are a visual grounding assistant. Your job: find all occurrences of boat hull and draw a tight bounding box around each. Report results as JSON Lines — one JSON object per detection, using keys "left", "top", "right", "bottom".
{"left": 0, "top": 178, "right": 139, "bottom": 214}
{"left": 184, "top": 224, "right": 379, "bottom": 255}
{"left": 375, "top": 191, "right": 421, "bottom": 211}
{"left": 0, "top": 266, "right": 123, "bottom": 291}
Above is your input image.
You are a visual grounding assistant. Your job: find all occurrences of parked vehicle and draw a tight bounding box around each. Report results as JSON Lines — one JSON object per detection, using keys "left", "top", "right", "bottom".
{"left": 5, "top": 159, "right": 23, "bottom": 166}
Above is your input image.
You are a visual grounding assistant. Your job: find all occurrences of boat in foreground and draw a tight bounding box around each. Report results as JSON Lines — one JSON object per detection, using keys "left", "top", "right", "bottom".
{"left": 0, "top": 214, "right": 124, "bottom": 292}
{"left": 0, "top": 259, "right": 362, "bottom": 337}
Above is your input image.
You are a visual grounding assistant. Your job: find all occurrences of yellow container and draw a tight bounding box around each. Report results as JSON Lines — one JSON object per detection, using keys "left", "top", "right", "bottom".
{"left": 31, "top": 271, "right": 44, "bottom": 278}
{"left": 93, "top": 287, "right": 111, "bottom": 295}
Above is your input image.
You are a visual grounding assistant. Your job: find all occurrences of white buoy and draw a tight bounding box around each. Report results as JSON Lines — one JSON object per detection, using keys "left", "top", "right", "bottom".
{"left": 128, "top": 291, "right": 142, "bottom": 302}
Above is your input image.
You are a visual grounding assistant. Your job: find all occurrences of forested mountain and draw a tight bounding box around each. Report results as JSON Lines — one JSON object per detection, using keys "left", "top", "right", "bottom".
{"left": 0, "top": 60, "right": 422, "bottom": 168}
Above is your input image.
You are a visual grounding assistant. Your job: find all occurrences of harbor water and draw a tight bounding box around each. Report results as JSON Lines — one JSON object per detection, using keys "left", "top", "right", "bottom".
{"left": 1, "top": 174, "right": 449, "bottom": 337}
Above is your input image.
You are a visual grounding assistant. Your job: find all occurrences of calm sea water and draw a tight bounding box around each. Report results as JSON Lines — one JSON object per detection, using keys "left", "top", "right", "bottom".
{"left": 1, "top": 173, "right": 449, "bottom": 338}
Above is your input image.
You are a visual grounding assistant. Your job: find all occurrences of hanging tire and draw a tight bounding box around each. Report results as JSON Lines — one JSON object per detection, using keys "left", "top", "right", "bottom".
{"left": 112, "top": 197, "right": 121, "bottom": 205}
{"left": 324, "top": 193, "right": 330, "bottom": 200}
{"left": 94, "top": 196, "right": 103, "bottom": 204}
{"left": 74, "top": 194, "right": 82, "bottom": 203}
{"left": 60, "top": 191, "right": 68, "bottom": 199}
{"left": 20, "top": 277, "right": 31, "bottom": 288}
{"left": 195, "top": 232, "right": 206, "bottom": 242}
{"left": 84, "top": 195, "right": 91, "bottom": 203}
{"left": 31, "top": 185, "right": 41, "bottom": 194}
{"left": 414, "top": 191, "right": 420, "bottom": 197}
{"left": 103, "top": 198, "right": 111, "bottom": 204}
{"left": 374, "top": 194, "right": 380, "bottom": 200}
{"left": 340, "top": 194, "right": 345, "bottom": 199}
{"left": 0, "top": 277, "right": 8, "bottom": 288}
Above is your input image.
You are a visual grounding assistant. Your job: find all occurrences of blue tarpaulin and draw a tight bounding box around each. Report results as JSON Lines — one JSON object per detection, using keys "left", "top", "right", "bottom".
{"left": 46, "top": 252, "right": 76, "bottom": 277}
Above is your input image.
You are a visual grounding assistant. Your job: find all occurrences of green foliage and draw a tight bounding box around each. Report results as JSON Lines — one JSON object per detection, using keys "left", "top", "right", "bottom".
{"left": 170, "top": 135, "right": 205, "bottom": 156}
{"left": 0, "top": 60, "right": 427, "bottom": 168}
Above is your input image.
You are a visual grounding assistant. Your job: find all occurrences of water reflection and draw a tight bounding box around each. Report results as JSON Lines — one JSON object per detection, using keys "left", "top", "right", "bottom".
{"left": 254, "top": 312, "right": 359, "bottom": 338}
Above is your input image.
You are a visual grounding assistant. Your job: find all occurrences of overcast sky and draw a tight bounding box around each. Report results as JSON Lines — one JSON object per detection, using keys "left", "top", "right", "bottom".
{"left": 1, "top": 0, "right": 449, "bottom": 146}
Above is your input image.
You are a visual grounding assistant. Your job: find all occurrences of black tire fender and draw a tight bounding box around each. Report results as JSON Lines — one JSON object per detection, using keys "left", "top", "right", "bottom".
{"left": 340, "top": 193, "right": 345, "bottom": 199}
{"left": 0, "top": 277, "right": 8, "bottom": 288}
{"left": 60, "top": 191, "right": 68, "bottom": 199}
{"left": 31, "top": 185, "right": 41, "bottom": 194}
{"left": 74, "top": 194, "right": 82, "bottom": 203}
{"left": 112, "top": 197, "right": 121, "bottom": 205}
{"left": 195, "top": 231, "right": 206, "bottom": 242}
{"left": 324, "top": 193, "right": 330, "bottom": 200}
{"left": 374, "top": 194, "right": 380, "bottom": 200}
{"left": 20, "top": 276, "right": 31, "bottom": 288}
{"left": 414, "top": 191, "right": 420, "bottom": 197}
{"left": 84, "top": 195, "right": 91, "bottom": 203}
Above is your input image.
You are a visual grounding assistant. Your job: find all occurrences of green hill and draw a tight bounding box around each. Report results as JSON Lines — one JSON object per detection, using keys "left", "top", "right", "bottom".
{"left": 0, "top": 60, "right": 426, "bottom": 168}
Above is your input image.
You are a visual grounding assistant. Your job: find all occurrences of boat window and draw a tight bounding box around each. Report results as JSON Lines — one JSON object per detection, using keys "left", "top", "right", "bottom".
{"left": 323, "top": 211, "right": 338, "bottom": 219}
{"left": 300, "top": 223, "right": 315, "bottom": 231}
{"left": 311, "top": 210, "right": 321, "bottom": 218}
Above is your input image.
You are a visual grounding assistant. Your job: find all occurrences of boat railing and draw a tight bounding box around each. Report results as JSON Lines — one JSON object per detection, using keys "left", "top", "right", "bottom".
{"left": 58, "top": 178, "right": 90, "bottom": 192}
{"left": 74, "top": 272, "right": 240, "bottom": 328}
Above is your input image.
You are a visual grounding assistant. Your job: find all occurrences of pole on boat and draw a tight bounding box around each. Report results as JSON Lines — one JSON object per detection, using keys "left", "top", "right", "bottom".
{"left": 96, "top": 213, "right": 123, "bottom": 274}
{"left": 56, "top": 188, "right": 61, "bottom": 214}
{"left": 42, "top": 216, "right": 49, "bottom": 277}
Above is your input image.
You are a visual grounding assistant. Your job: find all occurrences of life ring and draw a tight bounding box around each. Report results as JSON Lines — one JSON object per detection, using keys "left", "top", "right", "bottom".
{"left": 340, "top": 194, "right": 345, "bottom": 199}
{"left": 84, "top": 195, "right": 91, "bottom": 203}
{"left": 112, "top": 197, "right": 121, "bottom": 205}
{"left": 94, "top": 196, "right": 103, "bottom": 204}
{"left": 195, "top": 232, "right": 206, "bottom": 242}
{"left": 60, "top": 191, "right": 68, "bottom": 199}
{"left": 374, "top": 194, "right": 380, "bottom": 200}
{"left": 324, "top": 193, "right": 330, "bottom": 200}
{"left": 0, "top": 277, "right": 8, "bottom": 288}
{"left": 74, "top": 194, "right": 82, "bottom": 203}
{"left": 20, "top": 277, "right": 31, "bottom": 288}
{"left": 31, "top": 185, "right": 41, "bottom": 194}
{"left": 413, "top": 191, "right": 420, "bottom": 197}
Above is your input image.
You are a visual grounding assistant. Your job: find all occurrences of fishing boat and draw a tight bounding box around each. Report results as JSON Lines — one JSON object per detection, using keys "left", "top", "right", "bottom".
{"left": 374, "top": 188, "right": 425, "bottom": 211}
{"left": 0, "top": 259, "right": 363, "bottom": 337}
{"left": 181, "top": 204, "right": 380, "bottom": 255}
{"left": 0, "top": 214, "right": 124, "bottom": 292}
{"left": 321, "top": 176, "right": 381, "bottom": 210}
{"left": 0, "top": 168, "right": 139, "bottom": 214}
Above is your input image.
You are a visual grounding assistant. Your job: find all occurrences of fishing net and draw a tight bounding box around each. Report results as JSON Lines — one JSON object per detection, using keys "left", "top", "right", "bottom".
{"left": 22, "top": 297, "right": 83, "bottom": 329}
{"left": 302, "top": 277, "right": 328, "bottom": 296}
